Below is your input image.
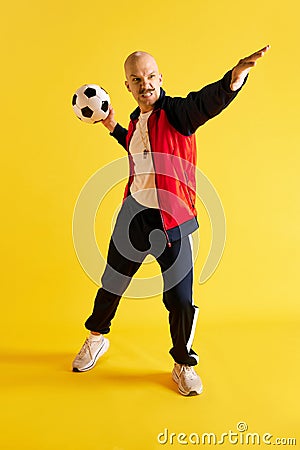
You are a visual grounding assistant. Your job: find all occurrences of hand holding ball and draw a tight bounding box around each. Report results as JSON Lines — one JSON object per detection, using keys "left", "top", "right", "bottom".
{"left": 72, "top": 84, "right": 110, "bottom": 124}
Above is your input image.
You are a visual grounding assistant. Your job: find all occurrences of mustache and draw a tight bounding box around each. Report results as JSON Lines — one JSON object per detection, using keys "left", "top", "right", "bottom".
{"left": 139, "top": 89, "right": 155, "bottom": 94}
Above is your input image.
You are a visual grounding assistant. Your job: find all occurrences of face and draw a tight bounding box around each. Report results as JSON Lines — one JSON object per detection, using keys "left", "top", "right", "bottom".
{"left": 125, "top": 54, "right": 162, "bottom": 113}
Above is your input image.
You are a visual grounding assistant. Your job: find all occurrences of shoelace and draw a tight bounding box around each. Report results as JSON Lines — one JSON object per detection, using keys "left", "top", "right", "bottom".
{"left": 77, "top": 339, "right": 93, "bottom": 360}
{"left": 180, "top": 365, "right": 196, "bottom": 380}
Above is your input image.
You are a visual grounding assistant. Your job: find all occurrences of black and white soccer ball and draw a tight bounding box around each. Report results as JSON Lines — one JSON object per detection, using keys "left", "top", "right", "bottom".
{"left": 72, "top": 84, "right": 110, "bottom": 124}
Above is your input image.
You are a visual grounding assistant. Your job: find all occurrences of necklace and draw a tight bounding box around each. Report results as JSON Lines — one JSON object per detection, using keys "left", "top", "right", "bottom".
{"left": 138, "top": 118, "right": 150, "bottom": 159}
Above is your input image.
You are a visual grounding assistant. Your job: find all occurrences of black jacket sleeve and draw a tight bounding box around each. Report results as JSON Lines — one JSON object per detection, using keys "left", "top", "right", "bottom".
{"left": 164, "top": 70, "right": 247, "bottom": 136}
{"left": 110, "top": 123, "right": 128, "bottom": 150}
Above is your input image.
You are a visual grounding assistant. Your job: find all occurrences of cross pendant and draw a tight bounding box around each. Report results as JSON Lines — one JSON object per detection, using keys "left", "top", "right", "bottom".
{"left": 143, "top": 149, "right": 148, "bottom": 159}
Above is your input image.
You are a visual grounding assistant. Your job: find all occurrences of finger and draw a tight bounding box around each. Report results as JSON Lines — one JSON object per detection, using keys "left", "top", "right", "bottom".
{"left": 242, "top": 52, "right": 264, "bottom": 63}
{"left": 107, "top": 106, "right": 115, "bottom": 117}
{"left": 236, "top": 61, "right": 257, "bottom": 70}
{"left": 244, "top": 45, "right": 270, "bottom": 61}
{"left": 258, "top": 44, "right": 271, "bottom": 53}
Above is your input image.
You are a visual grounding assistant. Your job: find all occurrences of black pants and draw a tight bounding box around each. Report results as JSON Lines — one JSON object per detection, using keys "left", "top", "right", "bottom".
{"left": 85, "top": 196, "right": 199, "bottom": 366}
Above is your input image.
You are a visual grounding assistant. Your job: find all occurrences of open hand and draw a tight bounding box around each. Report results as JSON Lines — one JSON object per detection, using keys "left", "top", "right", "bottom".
{"left": 230, "top": 45, "right": 270, "bottom": 91}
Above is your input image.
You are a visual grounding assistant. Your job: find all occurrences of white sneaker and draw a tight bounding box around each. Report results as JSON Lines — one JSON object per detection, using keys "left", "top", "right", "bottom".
{"left": 72, "top": 335, "right": 109, "bottom": 372}
{"left": 172, "top": 363, "right": 203, "bottom": 396}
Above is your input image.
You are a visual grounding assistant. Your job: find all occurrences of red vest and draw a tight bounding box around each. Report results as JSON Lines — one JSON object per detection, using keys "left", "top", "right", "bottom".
{"left": 123, "top": 109, "right": 198, "bottom": 243}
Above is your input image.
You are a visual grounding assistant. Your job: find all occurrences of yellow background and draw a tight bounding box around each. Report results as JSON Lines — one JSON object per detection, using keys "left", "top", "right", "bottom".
{"left": 1, "top": 0, "right": 299, "bottom": 449}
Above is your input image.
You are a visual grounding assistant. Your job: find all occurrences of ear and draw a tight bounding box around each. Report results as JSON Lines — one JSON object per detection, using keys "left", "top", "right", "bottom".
{"left": 125, "top": 80, "right": 131, "bottom": 92}
{"left": 158, "top": 73, "right": 163, "bottom": 86}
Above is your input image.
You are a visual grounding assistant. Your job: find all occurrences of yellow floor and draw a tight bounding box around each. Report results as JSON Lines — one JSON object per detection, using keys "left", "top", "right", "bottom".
{"left": 1, "top": 1, "right": 299, "bottom": 449}
{"left": 1, "top": 298, "right": 299, "bottom": 450}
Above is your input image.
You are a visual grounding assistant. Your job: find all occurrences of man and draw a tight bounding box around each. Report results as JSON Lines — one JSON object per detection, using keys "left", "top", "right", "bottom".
{"left": 72, "top": 46, "right": 270, "bottom": 396}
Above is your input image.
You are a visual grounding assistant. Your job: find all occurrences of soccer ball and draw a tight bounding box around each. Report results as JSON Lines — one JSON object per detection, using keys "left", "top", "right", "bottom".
{"left": 72, "top": 84, "right": 110, "bottom": 124}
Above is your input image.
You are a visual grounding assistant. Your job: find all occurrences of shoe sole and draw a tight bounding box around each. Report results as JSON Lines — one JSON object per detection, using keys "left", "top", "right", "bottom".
{"left": 73, "top": 338, "right": 110, "bottom": 372}
{"left": 172, "top": 370, "right": 203, "bottom": 396}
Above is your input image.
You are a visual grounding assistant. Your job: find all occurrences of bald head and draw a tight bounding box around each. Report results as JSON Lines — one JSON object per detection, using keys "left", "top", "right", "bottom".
{"left": 124, "top": 51, "right": 162, "bottom": 113}
{"left": 124, "top": 51, "right": 159, "bottom": 79}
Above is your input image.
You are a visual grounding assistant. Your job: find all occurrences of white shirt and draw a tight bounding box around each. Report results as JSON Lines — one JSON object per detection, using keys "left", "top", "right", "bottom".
{"left": 129, "top": 110, "right": 159, "bottom": 208}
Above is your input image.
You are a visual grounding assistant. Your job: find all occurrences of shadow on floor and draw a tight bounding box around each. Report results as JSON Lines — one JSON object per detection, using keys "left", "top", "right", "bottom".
{"left": 0, "top": 350, "right": 177, "bottom": 394}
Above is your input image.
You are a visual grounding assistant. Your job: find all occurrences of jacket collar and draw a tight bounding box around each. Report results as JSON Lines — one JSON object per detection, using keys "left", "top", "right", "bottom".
{"left": 130, "top": 88, "right": 166, "bottom": 121}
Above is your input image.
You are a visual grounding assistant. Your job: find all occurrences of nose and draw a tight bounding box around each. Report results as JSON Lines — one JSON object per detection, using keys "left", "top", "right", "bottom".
{"left": 141, "top": 77, "right": 151, "bottom": 91}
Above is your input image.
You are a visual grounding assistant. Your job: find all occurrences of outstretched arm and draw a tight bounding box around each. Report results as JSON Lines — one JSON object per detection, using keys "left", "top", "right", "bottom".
{"left": 230, "top": 45, "right": 270, "bottom": 91}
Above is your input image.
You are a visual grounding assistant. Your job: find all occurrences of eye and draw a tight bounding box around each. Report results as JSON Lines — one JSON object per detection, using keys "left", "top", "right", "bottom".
{"left": 132, "top": 77, "right": 140, "bottom": 83}
{"left": 149, "top": 74, "right": 156, "bottom": 79}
